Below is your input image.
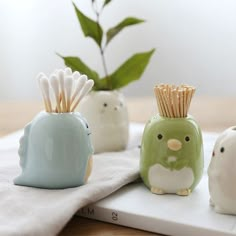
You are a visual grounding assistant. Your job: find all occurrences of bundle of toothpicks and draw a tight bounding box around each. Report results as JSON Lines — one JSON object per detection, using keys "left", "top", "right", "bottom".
{"left": 37, "top": 68, "right": 94, "bottom": 113}
{"left": 154, "top": 84, "right": 196, "bottom": 118}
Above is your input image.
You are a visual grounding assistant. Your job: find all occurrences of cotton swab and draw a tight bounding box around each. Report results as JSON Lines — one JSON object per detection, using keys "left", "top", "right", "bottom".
{"left": 64, "top": 76, "right": 73, "bottom": 112}
{"left": 40, "top": 77, "right": 52, "bottom": 112}
{"left": 71, "top": 80, "right": 94, "bottom": 112}
{"left": 37, "top": 75, "right": 49, "bottom": 112}
{"left": 58, "top": 70, "right": 67, "bottom": 112}
{"left": 71, "top": 75, "right": 87, "bottom": 105}
{"left": 50, "top": 74, "right": 61, "bottom": 113}
{"left": 73, "top": 71, "right": 81, "bottom": 80}
{"left": 64, "top": 67, "right": 72, "bottom": 76}
{"left": 37, "top": 68, "right": 94, "bottom": 113}
{"left": 36, "top": 72, "right": 46, "bottom": 81}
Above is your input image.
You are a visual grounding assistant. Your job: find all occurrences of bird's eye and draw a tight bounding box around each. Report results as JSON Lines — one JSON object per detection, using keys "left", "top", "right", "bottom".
{"left": 157, "top": 134, "right": 163, "bottom": 140}
{"left": 220, "top": 147, "right": 225, "bottom": 153}
{"left": 185, "top": 136, "right": 190, "bottom": 142}
{"left": 103, "top": 103, "right": 108, "bottom": 107}
{"left": 85, "top": 123, "right": 89, "bottom": 128}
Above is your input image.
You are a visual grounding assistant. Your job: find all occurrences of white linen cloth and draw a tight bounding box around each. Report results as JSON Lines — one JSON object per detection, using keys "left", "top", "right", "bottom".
{"left": 0, "top": 123, "right": 144, "bottom": 236}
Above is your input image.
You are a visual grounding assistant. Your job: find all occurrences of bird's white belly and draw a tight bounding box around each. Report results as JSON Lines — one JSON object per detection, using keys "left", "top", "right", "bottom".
{"left": 148, "top": 164, "right": 194, "bottom": 193}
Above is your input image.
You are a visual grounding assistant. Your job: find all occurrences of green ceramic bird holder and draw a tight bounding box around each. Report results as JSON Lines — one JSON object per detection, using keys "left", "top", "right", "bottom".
{"left": 140, "top": 84, "right": 204, "bottom": 196}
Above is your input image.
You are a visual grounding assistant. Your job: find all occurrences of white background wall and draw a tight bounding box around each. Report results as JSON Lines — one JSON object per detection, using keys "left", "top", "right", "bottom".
{"left": 1, "top": 0, "right": 236, "bottom": 101}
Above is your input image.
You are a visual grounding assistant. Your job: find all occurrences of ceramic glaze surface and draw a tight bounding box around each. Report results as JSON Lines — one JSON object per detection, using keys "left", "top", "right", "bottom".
{"left": 140, "top": 114, "right": 204, "bottom": 195}
{"left": 79, "top": 90, "right": 129, "bottom": 153}
{"left": 14, "top": 111, "right": 93, "bottom": 189}
{"left": 208, "top": 126, "right": 236, "bottom": 215}
{"left": 148, "top": 164, "right": 194, "bottom": 194}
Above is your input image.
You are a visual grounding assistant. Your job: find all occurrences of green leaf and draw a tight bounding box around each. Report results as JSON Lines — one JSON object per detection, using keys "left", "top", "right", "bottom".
{"left": 106, "top": 17, "right": 145, "bottom": 45}
{"left": 58, "top": 54, "right": 101, "bottom": 89}
{"left": 93, "top": 77, "right": 110, "bottom": 90}
{"left": 108, "top": 49, "right": 155, "bottom": 89}
{"left": 73, "top": 2, "right": 103, "bottom": 46}
{"left": 103, "top": 0, "right": 112, "bottom": 7}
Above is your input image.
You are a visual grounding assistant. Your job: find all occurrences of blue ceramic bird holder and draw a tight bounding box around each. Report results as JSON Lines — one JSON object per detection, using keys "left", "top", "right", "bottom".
{"left": 14, "top": 68, "right": 94, "bottom": 189}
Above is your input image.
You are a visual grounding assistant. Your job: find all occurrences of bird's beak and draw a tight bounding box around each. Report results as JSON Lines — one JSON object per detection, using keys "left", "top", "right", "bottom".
{"left": 167, "top": 139, "right": 182, "bottom": 151}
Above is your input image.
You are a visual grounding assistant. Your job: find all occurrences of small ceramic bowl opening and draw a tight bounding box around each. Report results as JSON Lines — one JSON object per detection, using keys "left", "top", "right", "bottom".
{"left": 45, "top": 111, "right": 79, "bottom": 115}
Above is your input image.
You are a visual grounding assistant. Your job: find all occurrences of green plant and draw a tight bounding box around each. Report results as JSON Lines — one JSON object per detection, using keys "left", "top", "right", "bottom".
{"left": 59, "top": 0, "right": 155, "bottom": 91}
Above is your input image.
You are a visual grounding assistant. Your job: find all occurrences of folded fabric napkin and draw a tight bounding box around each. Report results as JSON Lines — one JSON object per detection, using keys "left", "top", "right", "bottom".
{"left": 0, "top": 123, "right": 144, "bottom": 236}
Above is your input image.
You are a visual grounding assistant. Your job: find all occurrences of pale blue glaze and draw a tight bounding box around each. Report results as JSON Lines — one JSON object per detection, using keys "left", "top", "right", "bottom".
{"left": 14, "top": 111, "right": 93, "bottom": 189}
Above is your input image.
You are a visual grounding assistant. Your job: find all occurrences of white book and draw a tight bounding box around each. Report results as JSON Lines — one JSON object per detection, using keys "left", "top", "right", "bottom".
{"left": 77, "top": 132, "right": 236, "bottom": 236}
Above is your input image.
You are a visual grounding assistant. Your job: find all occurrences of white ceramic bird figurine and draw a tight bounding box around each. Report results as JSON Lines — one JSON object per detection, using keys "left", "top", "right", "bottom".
{"left": 208, "top": 127, "right": 236, "bottom": 215}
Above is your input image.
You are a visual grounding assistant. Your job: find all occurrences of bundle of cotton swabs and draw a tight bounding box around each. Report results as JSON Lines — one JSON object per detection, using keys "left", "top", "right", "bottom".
{"left": 37, "top": 68, "right": 94, "bottom": 113}
{"left": 154, "top": 84, "right": 195, "bottom": 118}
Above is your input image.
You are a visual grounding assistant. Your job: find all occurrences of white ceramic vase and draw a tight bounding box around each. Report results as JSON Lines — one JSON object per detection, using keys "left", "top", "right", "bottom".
{"left": 78, "top": 90, "right": 129, "bottom": 153}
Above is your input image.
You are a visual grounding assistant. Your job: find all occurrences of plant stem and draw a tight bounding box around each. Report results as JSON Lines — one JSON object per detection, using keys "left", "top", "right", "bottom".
{"left": 100, "top": 48, "right": 111, "bottom": 89}
{"left": 92, "top": 0, "right": 112, "bottom": 90}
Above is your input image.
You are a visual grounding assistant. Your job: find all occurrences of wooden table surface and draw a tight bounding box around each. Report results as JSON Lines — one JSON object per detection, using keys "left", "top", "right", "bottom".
{"left": 1, "top": 96, "right": 236, "bottom": 235}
